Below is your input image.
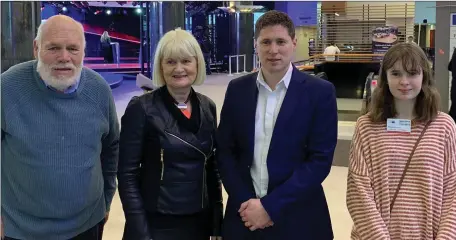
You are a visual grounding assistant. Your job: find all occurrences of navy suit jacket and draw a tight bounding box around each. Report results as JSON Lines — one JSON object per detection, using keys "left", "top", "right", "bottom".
{"left": 216, "top": 66, "right": 338, "bottom": 240}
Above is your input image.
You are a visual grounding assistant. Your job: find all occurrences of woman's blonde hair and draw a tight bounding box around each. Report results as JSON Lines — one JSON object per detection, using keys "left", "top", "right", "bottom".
{"left": 152, "top": 28, "right": 206, "bottom": 88}
{"left": 369, "top": 42, "right": 440, "bottom": 122}
{"left": 100, "top": 31, "right": 110, "bottom": 43}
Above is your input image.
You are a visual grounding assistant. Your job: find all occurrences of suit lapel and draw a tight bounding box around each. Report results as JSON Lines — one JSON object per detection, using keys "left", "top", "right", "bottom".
{"left": 245, "top": 74, "right": 259, "bottom": 164}
{"left": 269, "top": 68, "right": 305, "bottom": 149}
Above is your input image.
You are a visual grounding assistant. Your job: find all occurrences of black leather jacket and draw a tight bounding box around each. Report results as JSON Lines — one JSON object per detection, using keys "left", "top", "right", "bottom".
{"left": 118, "top": 87, "right": 223, "bottom": 240}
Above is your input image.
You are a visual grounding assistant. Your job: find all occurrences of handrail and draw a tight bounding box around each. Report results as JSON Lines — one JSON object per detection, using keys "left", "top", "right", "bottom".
{"left": 248, "top": 53, "right": 387, "bottom": 73}
{"left": 228, "top": 55, "right": 247, "bottom": 76}
{"left": 292, "top": 53, "right": 386, "bottom": 72}
{"left": 308, "top": 53, "right": 385, "bottom": 60}
{"left": 293, "top": 53, "right": 386, "bottom": 66}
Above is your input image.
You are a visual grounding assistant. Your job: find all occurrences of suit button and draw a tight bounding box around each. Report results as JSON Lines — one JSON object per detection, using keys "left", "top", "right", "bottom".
{"left": 247, "top": 165, "right": 250, "bottom": 168}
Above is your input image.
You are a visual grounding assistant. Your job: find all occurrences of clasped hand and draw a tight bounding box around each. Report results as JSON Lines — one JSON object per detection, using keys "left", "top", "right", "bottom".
{"left": 238, "top": 199, "right": 274, "bottom": 231}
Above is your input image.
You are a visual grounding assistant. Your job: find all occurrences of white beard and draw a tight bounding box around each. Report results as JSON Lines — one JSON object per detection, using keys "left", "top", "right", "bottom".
{"left": 36, "top": 57, "right": 83, "bottom": 92}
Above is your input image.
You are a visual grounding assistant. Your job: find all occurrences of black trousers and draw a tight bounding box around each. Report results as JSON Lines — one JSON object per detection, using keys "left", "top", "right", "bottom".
{"left": 101, "top": 45, "right": 113, "bottom": 63}
{"left": 147, "top": 210, "right": 210, "bottom": 240}
{"left": 4, "top": 219, "right": 105, "bottom": 240}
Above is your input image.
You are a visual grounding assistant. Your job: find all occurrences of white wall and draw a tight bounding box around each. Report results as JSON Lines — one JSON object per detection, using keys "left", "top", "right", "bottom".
{"left": 295, "top": 26, "right": 317, "bottom": 61}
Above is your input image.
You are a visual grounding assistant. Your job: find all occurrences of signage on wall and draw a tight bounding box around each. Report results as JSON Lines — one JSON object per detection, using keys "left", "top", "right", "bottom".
{"left": 449, "top": 13, "right": 456, "bottom": 61}
{"left": 371, "top": 26, "right": 398, "bottom": 61}
{"left": 286, "top": 2, "right": 318, "bottom": 27}
{"left": 451, "top": 13, "right": 456, "bottom": 26}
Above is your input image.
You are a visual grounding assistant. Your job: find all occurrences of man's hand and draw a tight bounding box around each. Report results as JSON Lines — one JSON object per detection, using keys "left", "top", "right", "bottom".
{"left": 238, "top": 199, "right": 273, "bottom": 231}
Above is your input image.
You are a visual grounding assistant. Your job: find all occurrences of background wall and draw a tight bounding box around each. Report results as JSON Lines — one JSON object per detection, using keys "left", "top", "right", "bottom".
{"left": 272, "top": 2, "right": 318, "bottom": 61}
{"left": 275, "top": 1, "right": 318, "bottom": 27}
{"left": 287, "top": 2, "right": 318, "bottom": 27}
{"left": 345, "top": 2, "right": 415, "bottom": 37}
{"left": 415, "top": 1, "right": 436, "bottom": 24}
{"left": 345, "top": 1, "right": 415, "bottom": 19}
{"left": 318, "top": 2, "right": 416, "bottom": 53}
{"left": 41, "top": 3, "right": 140, "bottom": 58}
{"left": 435, "top": 2, "right": 455, "bottom": 113}
{"left": 1, "top": 1, "right": 41, "bottom": 72}
{"left": 295, "top": 26, "right": 317, "bottom": 61}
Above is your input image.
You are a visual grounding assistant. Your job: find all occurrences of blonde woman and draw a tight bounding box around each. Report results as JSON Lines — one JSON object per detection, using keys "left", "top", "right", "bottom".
{"left": 100, "top": 31, "right": 113, "bottom": 63}
{"left": 117, "top": 28, "right": 223, "bottom": 240}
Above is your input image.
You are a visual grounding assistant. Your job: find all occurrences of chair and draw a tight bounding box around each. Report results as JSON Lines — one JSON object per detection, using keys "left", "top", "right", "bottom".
{"left": 136, "top": 73, "right": 154, "bottom": 93}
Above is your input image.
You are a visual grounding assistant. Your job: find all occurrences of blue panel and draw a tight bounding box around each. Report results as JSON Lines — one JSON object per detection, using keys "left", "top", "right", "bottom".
{"left": 287, "top": 2, "right": 318, "bottom": 26}
{"left": 41, "top": 4, "right": 58, "bottom": 20}
{"left": 274, "top": 2, "right": 288, "bottom": 13}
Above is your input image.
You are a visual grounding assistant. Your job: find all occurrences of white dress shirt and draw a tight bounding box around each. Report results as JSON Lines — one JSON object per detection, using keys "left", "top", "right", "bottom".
{"left": 323, "top": 45, "right": 340, "bottom": 61}
{"left": 252, "top": 64, "right": 293, "bottom": 198}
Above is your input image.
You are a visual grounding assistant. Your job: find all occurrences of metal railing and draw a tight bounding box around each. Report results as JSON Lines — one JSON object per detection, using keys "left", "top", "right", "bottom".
{"left": 228, "top": 54, "right": 247, "bottom": 76}
{"left": 294, "top": 53, "right": 385, "bottom": 72}
{"left": 361, "top": 72, "right": 379, "bottom": 114}
{"left": 253, "top": 54, "right": 261, "bottom": 71}
{"left": 308, "top": 53, "right": 385, "bottom": 63}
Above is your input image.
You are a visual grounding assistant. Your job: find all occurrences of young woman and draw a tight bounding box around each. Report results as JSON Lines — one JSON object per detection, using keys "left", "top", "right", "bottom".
{"left": 117, "top": 28, "right": 223, "bottom": 240}
{"left": 347, "top": 43, "right": 456, "bottom": 239}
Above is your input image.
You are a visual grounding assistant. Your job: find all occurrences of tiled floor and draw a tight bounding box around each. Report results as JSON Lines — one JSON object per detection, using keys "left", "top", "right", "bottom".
{"left": 105, "top": 74, "right": 354, "bottom": 240}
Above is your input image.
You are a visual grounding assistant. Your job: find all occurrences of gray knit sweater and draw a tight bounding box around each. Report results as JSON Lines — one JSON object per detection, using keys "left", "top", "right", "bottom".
{"left": 1, "top": 60, "right": 119, "bottom": 239}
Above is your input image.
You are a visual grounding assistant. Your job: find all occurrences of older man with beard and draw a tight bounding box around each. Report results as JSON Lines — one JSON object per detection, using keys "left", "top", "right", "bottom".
{"left": 0, "top": 15, "right": 119, "bottom": 240}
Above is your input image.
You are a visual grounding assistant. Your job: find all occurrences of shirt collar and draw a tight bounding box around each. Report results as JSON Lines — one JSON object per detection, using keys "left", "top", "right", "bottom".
{"left": 256, "top": 63, "right": 293, "bottom": 91}
{"left": 43, "top": 74, "right": 81, "bottom": 94}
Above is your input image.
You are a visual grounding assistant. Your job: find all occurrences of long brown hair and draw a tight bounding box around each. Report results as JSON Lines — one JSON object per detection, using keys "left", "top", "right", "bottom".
{"left": 369, "top": 43, "right": 440, "bottom": 122}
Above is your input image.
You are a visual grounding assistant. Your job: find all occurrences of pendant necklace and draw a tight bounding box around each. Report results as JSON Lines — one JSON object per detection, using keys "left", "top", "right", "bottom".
{"left": 174, "top": 92, "right": 191, "bottom": 109}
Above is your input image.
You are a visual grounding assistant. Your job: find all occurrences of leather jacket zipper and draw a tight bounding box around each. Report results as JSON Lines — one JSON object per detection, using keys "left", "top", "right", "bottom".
{"left": 164, "top": 131, "right": 214, "bottom": 208}
{"left": 160, "top": 148, "right": 164, "bottom": 180}
{"left": 165, "top": 131, "right": 208, "bottom": 158}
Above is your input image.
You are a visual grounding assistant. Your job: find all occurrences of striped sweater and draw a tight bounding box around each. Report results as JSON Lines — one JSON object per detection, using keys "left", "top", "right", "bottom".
{"left": 347, "top": 113, "right": 456, "bottom": 240}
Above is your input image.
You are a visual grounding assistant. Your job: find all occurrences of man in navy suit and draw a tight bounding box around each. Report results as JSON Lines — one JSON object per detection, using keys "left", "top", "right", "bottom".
{"left": 217, "top": 10, "right": 337, "bottom": 240}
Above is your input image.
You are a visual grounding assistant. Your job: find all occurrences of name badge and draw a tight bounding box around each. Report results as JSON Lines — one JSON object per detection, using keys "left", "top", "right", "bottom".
{"left": 387, "top": 118, "right": 411, "bottom": 133}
